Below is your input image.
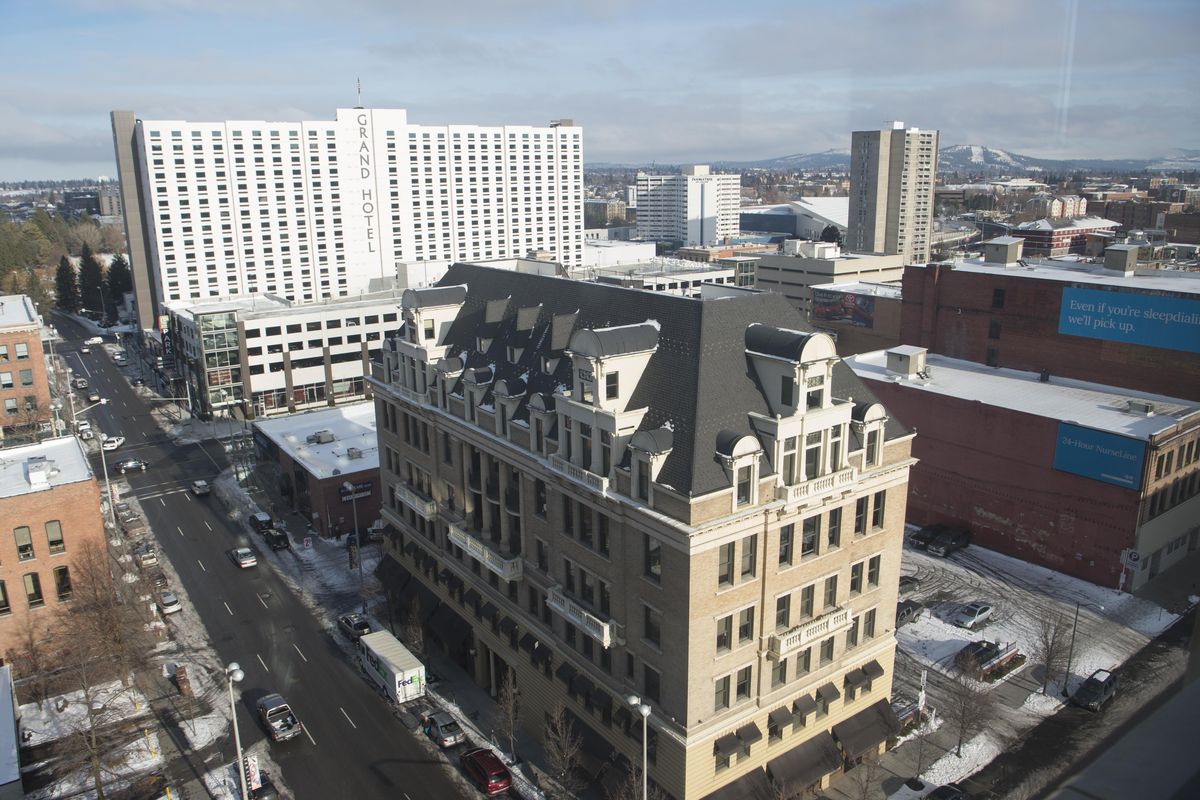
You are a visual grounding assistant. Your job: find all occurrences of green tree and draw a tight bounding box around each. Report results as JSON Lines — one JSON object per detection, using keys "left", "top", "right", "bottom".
{"left": 23, "top": 267, "right": 47, "bottom": 308}
{"left": 106, "top": 252, "right": 132, "bottom": 301}
{"left": 55, "top": 255, "right": 81, "bottom": 311}
{"left": 78, "top": 243, "right": 105, "bottom": 314}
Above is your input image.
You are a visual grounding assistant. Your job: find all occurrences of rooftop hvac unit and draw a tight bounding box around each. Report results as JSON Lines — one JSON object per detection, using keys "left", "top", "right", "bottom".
{"left": 309, "top": 429, "right": 335, "bottom": 444}
{"left": 1127, "top": 399, "right": 1155, "bottom": 416}
{"left": 347, "top": 447, "right": 363, "bottom": 459}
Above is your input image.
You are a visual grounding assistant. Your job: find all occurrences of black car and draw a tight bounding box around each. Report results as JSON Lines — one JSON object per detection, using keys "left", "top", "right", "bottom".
{"left": 910, "top": 524, "right": 948, "bottom": 549}
{"left": 896, "top": 600, "right": 923, "bottom": 627}
{"left": 927, "top": 526, "right": 971, "bottom": 557}
{"left": 116, "top": 458, "right": 149, "bottom": 474}
{"left": 248, "top": 512, "right": 275, "bottom": 533}
{"left": 927, "top": 784, "right": 969, "bottom": 800}
{"left": 1072, "top": 669, "right": 1119, "bottom": 712}
{"left": 899, "top": 574, "right": 921, "bottom": 594}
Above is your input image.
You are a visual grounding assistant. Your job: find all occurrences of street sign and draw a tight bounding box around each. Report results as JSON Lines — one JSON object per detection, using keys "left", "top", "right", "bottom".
{"left": 1120, "top": 549, "right": 1141, "bottom": 568}
{"left": 304, "top": 536, "right": 313, "bottom": 549}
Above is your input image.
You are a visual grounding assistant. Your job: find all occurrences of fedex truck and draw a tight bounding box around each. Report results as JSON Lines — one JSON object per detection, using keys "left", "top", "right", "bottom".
{"left": 359, "top": 630, "right": 426, "bottom": 703}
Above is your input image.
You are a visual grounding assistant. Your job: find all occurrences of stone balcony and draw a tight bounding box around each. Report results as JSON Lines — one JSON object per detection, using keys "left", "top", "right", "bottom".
{"left": 775, "top": 467, "right": 856, "bottom": 505}
{"left": 768, "top": 607, "right": 853, "bottom": 659}
{"left": 546, "top": 585, "right": 624, "bottom": 649}
{"left": 447, "top": 521, "right": 523, "bottom": 581}
{"left": 549, "top": 454, "right": 609, "bottom": 494}
{"left": 395, "top": 482, "right": 437, "bottom": 521}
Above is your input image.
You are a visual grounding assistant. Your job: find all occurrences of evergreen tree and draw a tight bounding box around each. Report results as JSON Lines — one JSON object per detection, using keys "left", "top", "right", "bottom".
{"left": 106, "top": 253, "right": 132, "bottom": 300}
{"left": 23, "top": 267, "right": 47, "bottom": 309}
{"left": 55, "top": 255, "right": 81, "bottom": 311}
{"left": 78, "top": 243, "right": 105, "bottom": 314}
{"left": 820, "top": 224, "right": 844, "bottom": 246}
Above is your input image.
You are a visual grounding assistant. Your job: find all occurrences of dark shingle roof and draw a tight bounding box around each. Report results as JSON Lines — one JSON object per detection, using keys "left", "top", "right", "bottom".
{"left": 574, "top": 323, "right": 659, "bottom": 358}
{"left": 434, "top": 264, "right": 904, "bottom": 496}
{"left": 405, "top": 285, "right": 467, "bottom": 308}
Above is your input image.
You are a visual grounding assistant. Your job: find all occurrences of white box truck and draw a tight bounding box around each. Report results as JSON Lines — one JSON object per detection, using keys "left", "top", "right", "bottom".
{"left": 359, "top": 630, "right": 426, "bottom": 703}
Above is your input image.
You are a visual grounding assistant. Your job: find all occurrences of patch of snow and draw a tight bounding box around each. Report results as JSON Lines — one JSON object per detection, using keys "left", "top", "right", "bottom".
{"left": 19, "top": 679, "right": 150, "bottom": 747}
{"left": 970, "top": 145, "right": 984, "bottom": 164}
{"left": 920, "top": 732, "right": 1001, "bottom": 786}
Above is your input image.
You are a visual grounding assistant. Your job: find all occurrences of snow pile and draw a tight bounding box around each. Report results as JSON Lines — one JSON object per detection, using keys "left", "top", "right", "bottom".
{"left": 920, "top": 732, "right": 1001, "bottom": 787}
{"left": 24, "top": 732, "right": 164, "bottom": 800}
{"left": 20, "top": 680, "right": 150, "bottom": 747}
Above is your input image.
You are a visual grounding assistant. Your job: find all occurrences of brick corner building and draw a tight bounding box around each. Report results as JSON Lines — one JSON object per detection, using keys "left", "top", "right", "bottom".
{"left": 370, "top": 263, "right": 915, "bottom": 798}
{"left": 0, "top": 294, "right": 51, "bottom": 445}
{"left": 0, "top": 437, "right": 106, "bottom": 658}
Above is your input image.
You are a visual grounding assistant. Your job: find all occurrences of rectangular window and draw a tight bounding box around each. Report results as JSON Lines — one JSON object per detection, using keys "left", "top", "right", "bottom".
{"left": 563, "top": 559, "right": 575, "bottom": 593}
{"left": 24, "top": 573, "right": 43, "bottom": 607}
{"left": 54, "top": 566, "right": 71, "bottom": 600}
{"left": 986, "top": 347, "right": 999, "bottom": 367}
{"left": 781, "top": 375, "right": 794, "bottom": 406}
{"left": 718, "top": 543, "right": 734, "bottom": 586}
{"left": 872, "top": 491, "right": 886, "bottom": 528}
{"left": 716, "top": 615, "right": 732, "bottom": 651}
{"left": 828, "top": 507, "right": 842, "bottom": 548}
{"left": 775, "top": 594, "right": 791, "bottom": 630}
{"left": 442, "top": 432, "right": 453, "bottom": 463}
{"left": 854, "top": 497, "right": 868, "bottom": 535}
{"left": 868, "top": 555, "right": 881, "bottom": 587}
{"left": 846, "top": 615, "right": 860, "bottom": 649}
{"left": 605, "top": 372, "right": 619, "bottom": 400}
{"left": 738, "top": 606, "right": 755, "bottom": 643}
{"left": 534, "top": 479, "right": 547, "bottom": 517}
{"left": 796, "top": 647, "right": 811, "bottom": 676}
{"left": 644, "top": 535, "right": 662, "bottom": 583}
{"left": 992, "top": 288, "right": 1006, "bottom": 309}
{"left": 740, "top": 535, "right": 757, "bottom": 578}
{"left": 715, "top": 675, "right": 731, "bottom": 711}
{"left": 819, "top": 636, "right": 834, "bottom": 665}
{"left": 735, "top": 465, "right": 753, "bottom": 506}
{"left": 800, "top": 585, "right": 814, "bottom": 618}
{"left": 14, "top": 526, "right": 34, "bottom": 561}
{"left": 850, "top": 562, "right": 864, "bottom": 594}
{"left": 771, "top": 657, "right": 788, "bottom": 690}
{"left": 644, "top": 666, "right": 661, "bottom": 703}
{"left": 864, "top": 608, "right": 877, "bottom": 639}
{"left": 779, "top": 524, "right": 794, "bottom": 566}
{"left": 644, "top": 605, "right": 662, "bottom": 646}
{"left": 823, "top": 575, "right": 838, "bottom": 608}
{"left": 15, "top": 342, "right": 29, "bottom": 360}
{"left": 0, "top": 581, "right": 7, "bottom": 614}
{"left": 865, "top": 430, "right": 880, "bottom": 465}
{"left": 988, "top": 320, "right": 1002, "bottom": 340}
{"left": 45, "top": 521, "right": 65, "bottom": 554}
{"left": 735, "top": 665, "right": 752, "bottom": 701}
{"left": 801, "top": 516, "right": 820, "bottom": 557}
{"left": 636, "top": 459, "right": 650, "bottom": 500}
{"left": 536, "top": 538, "right": 547, "bottom": 572}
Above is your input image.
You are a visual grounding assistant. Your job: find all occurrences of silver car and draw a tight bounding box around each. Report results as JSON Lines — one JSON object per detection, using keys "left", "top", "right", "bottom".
{"left": 422, "top": 711, "right": 465, "bottom": 748}
{"left": 952, "top": 601, "right": 993, "bottom": 629}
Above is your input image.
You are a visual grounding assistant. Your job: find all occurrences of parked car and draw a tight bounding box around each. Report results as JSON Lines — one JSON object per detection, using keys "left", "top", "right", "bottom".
{"left": 249, "top": 512, "right": 275, "bottom": 533}
{"left": 927, "top": 526, "right": 971, "bottom": 557}
{"left": 896, "top": 600, "right": 923, "bottom": 627}
{"left": 114, "top": 353, "right": 128, "bottom": 365}
{"left": 899, "top": 574, "right": 920, "bottom": 595}
{"left": 459, "top": 748, "right": 512, "bottom": 796}
{"left": 338, "top": 613, "right": 371, "bottom": 640}
{"left": 158, "top": 591, "right": 182, "bottom": 615}
{"left": 101, "top": 435, "right": 126, "bottom": 451}
{"left": 79, "top": 345, "right": 91, "bottom": 354}
{"left": 952, "top": 601, "right": 994, "bottom": 629}
{"left": 1072, "top": 669, "right": 1119, "bottom": 712}
{"left": 73, "top": 377, "right": 88, "bottom": 389}
{"left": 265, "top": 528, "right": 291, "bottom": 551}
{"left": 87, "top": 390, "right": 101, "bottom": 403}
{"left": 256, "top": 694, "right": 303, "bottom": 742}
{"left": 148, "top": 570, "right": 168, "bottom": 590}
{"left": 116, "top": 458, "right": 149, "bottom": 474}
{"left": 909, "top": 524, "right": 946, "bottom": 549}
{"left": 190, "top": 479, "right": 211, "bottom": 496}
{"left": 927, "top": 784, "right": 970, "bottom": 800}
{"left": 250, "top": 773, "right": 280, "bottom": 800}
{"left": 85, "top": 336, "right": 103, "bottom": 345}
{"left": 133, "top": 544, "right": 158, "bottom": 568}
{"left": 423, "top": 711, "right": 466, "bottom": 748}
{"left": 229, "top": 547, "right": 258, "bottom": 568}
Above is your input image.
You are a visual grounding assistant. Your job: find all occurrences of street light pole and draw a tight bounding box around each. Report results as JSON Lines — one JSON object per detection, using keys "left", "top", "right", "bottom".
{"left": 626, "top": 695, "right": 651, "bottom": 800}
{"left": 98, "top": 434, "right": 116, "bottom": 528}
{"left": 344, "top": 481, "right": 365, "bottom": 614}
{"left": 226, "top": 662, "right": 249, "bottom": 800}
{"left": 1061, "top": 600, "right": 1103, "bottom": 698}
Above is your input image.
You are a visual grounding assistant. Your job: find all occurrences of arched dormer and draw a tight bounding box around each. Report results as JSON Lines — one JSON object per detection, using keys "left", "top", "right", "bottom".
{"left": 852, "top": 401, "right": 888, "bottom": 469}
{"left": 434, "top": 355, "right": 464, "bottom": 409}
{"left": 628, "top": 425, "right": 674, "bottom": 503}
{"left": 715, "top": 430, "right": 763, "bottom": 511}
{"left": 528, "top": 392, "right": 557, "bottom": 456}
{"left": 492, "top": 377, "right": 527, "bottom": 439}
{"left": 745, "top": 325, "right": 838, "bottom": 417}
{"left": 566, "top": 322, "right": 659, "bottom": 412}
{"left": 461, "top": 366, "right": 493, "bottom": 425}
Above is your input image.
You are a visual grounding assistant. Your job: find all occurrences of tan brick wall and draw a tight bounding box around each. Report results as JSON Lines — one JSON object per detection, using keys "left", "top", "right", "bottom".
{"left": 0, "top": 326, "right": 51, "bottom": 433}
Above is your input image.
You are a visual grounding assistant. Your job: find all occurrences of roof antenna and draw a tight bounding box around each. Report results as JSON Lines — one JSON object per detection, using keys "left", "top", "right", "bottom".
{"left": 356, "top": 77, "right": 363, "bottom": 108}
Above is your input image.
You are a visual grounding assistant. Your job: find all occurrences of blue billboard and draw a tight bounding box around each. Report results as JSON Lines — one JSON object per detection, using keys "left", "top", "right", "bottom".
{"left": 1052, "top": 423, "right": 1146, "bottom": 490}
{"left": 1058, "top": 287, "right": 1200, "bottom": 354}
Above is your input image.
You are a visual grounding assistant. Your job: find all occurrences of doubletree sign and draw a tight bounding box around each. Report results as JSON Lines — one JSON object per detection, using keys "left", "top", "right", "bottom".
{"left": 339, "top": 480, "right": 372, "bottom": 502}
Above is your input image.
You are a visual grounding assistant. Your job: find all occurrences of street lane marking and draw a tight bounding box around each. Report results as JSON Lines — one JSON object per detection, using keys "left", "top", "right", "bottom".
{"left": 340, "top": 707, "right": 356, "bottom": 729}
{"left": 223, "top": 601, "right": 233, "bottom": 616}
{"left": 257, "top": 654, "right": 269, "bottom": 672}
{"left": 304, "top": 726, "right": 317, "bottom": 747}
{"left": 184, "top": 492, "right": 191, "bottom": 502}
{"left": 160, "top": 498, "right": 165, "bottom": 507}
{"left": 74, "top": 353, "right": 92, "bottom": 377}
{"left": 176, "top": 526, "right": 184, "bottom": 537}
{"left": 204, "top": 521, "right": 212, "bottom": 531}
{"left": 197, "top": 560, "right": 206, "bottom": 572}
{"left": 292, "top": 643, "right": 308, "bottom": 663}
{"left": 257, "top": 594, "right": 268, "bottom": 609}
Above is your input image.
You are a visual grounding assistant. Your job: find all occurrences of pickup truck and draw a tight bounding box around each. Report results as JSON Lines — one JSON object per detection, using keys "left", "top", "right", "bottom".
{"left": 257, "top": 693, "right": 303, "bottom": 742}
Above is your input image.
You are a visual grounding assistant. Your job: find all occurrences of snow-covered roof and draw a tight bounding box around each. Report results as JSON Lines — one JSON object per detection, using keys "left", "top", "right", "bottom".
{"left": 928, "top": 257, "right": 1200, "bottom": 295}
{"left": 0, "top": 294, "right": 38, "bottom": 328}
{"left": 789, "top": 197, "right": 849, "bottom": 229}
{"left": 252, "top": 402, "right": 379, "bottom": 480}
{"left": 0, "top": 436, "right": 94, "bottom": 499}
{"left": 1015, "top": 216, "right": 1119, "bottom": 232}
{"left": 845, "top": 351, "right": 1200, "bottom": 440}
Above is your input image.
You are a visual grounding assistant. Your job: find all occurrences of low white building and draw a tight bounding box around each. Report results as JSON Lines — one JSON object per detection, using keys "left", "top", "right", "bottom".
{"left": 581, "top": 239, "right": 658, "bottom": 270}
{"left": 166, "top": 292, "right": 402, "bottom": 419}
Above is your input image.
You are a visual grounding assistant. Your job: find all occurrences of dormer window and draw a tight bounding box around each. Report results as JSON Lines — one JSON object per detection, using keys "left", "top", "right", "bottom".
{"left": 807, "top": 376, "right": 825, "bottom": 409}
{"left": 636, "top": 459, "right": 650, "bottom": 500}
{"left": 423, "top": 319, "right": 435, "bottom": 342}
{"left": 866, "top": 429, "right": 880, "bottom": 466}
{"left": 781, "top": 375, "right": 795, "bottom": 407}
{"left": 804, "top": 432, "right": 823, "bottom": 479}
{"left": 736, "top": 465, "right": 753, "bottom": 506}
{"left": 781, "top": 436, "right": 799, "bottom": 485}
{"left": 606, "top": 372, "right": 619, "bottom": 400}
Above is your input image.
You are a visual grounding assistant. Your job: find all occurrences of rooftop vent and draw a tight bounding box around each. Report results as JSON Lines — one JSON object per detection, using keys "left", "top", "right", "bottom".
{"left": 307, "top": 429, "right": 336, "bottom": 444}
{"left": 1127, "top": 399, "right": 1155, "bottom": 416}
{"left": 26, "top": 456, "right": 60, "bottom": 489}
{"left": 347, "top": 447, "right": 363, "bottom": 460}
{"left": 885, "top": 346, "right": 928, "bottom": 379}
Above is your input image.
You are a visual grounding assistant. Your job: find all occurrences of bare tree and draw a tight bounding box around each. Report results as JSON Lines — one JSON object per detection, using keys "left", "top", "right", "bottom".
{"left": 403, "top": 599, "right": 425, "bottom": 659}
{"left": 1035, "top": 612, "right": 1070, "bottom": 694}
{"left": 945, "top": 675, "right": 997, "bottom": 757}
{"left": 605, "top": 763, "right": 669, "bottom": 800}
{"left": 5, "top": 616, "right": 56, "bottom": 709}
{"left": 543, "top": 700, "right": 584, "bottom": 798}
{"left": 910, "top": 709, "right": 939, "bottom": 778}
{"left": 69, "top": 539, "right": 154, "bottom": 684}
{"left": 843, "top": 758, "right": 881, "bottom": 800}
{"left": 496, "top": 667, "right": 520, "bottom": 762}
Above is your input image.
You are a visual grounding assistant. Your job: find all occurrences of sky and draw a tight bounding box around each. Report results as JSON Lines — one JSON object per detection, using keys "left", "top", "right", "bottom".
{"left": 1, "top": 0, "right": 1198, "bottom": 180}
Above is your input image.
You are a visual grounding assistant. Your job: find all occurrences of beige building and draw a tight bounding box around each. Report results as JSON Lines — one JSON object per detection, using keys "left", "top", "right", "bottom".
{"left": 754, "top": 242, "right": 906, "bottom": 317}
{"left": 847, "top": 122, "right": 939, "bottom": 265}
{"left": 370, "top": 264, "right": 914, "bottom": 798}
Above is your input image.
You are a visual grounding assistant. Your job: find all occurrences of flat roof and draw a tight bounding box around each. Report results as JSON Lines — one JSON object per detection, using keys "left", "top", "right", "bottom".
{"left": 0, "top": 436, "right": 94, "bottom": 499}
{"left": 166, "top": 290, "right": 404, "bottom": 322}
{"left": 986, "top": 236, "right": 1025, "bottom": 245}
{"left": 0, "top": 294, "right": 38, "bottom": 328}
{"left": 592, "top": 258, "right": 733, "bottom": 278}
{"left": 253, "top": 402, "right": 378, "bottom": 479}
{"left": 812, "top": 281, "right": 902, "bottom": 299}
{"left": 922, "top": 257, "right": 1200, "bottom": 295}
{"left": 845, "top": 351, "right": 1200, "bottom": 440}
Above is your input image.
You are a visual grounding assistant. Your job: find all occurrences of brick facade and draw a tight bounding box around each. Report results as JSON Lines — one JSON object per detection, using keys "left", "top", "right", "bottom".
{"left": 0, "top": 323, "right": 51, "bottom": 439}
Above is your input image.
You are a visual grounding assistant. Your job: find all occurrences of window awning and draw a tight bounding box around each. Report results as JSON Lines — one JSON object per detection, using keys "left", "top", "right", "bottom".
{"left": 499, "top": 617, "right": 517, "bottom": 634}
{"left": 737, "top": 722, "right": 763, "bottom": 746}
{"left": 767, "top": 731, "right": 843, "bottom": 790}
{"left": 570, "top": 673, "right": 594, "bottom": 698}
{"left": 863, "top": 660, "right": 885, "bottom": 680}
{"left": 479, "top": 602, "right": 499, "bottom": 621}
{"left": 519, "top": 632, "right": 537, "bottom": 653}
{"left": 375, "top": 555, "right": 411, "bottom": 587}
{"left": 769, "top": 706, "right": 794, "bottom": 729}
{"left": 614, "top": 705, "right": 632, "bottom": 729}
{"left": 555, "top": 662, "right": 577, "bottom": 687}
{"left": 590, "top": 688, "right": 613, "bottom": 714}
{"left": 714, "top": 733, "right": 740, "bottom": 757}
{"left": 832, "top": 699, "right": 903, "bottom": 758}
{"left": 463, "top": 588, "right": 482, "bottom": 606}
{"left": 818, "top": 683, "right": 841, "bottom": 703}
{"left": 794, "top": 694, "right": 818, "bottom": 718}
{"left": 532, "top": 641, "right": 553, "bottom": 665}
{"left": 403, "top": 541, "right": 418, "bottom": 555}
{"left": 844, "top": 668, "right": 867, "bottom": 688}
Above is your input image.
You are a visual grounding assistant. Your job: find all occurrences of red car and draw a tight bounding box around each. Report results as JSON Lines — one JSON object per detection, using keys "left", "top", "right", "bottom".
{"left": 459, "top": 747, "right": 512, "bottom": 796}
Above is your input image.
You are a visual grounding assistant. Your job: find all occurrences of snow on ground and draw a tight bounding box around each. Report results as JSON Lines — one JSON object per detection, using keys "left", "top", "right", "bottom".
{"left": 920, "top": 732, "right": 1002, "bottom": 787}
{"left": 180, "top": 709, "right": 228, "bottom": 750}
{"left": 20, "top": 680, "right": 150, "bottom": 747}
{"left": 24, "top": 731, "right": 164, "bottom": 800}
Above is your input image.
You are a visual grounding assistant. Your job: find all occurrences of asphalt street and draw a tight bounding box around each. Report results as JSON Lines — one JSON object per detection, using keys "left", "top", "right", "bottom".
{"left": 52, "top": 314, "right": 469, "bottom": 800}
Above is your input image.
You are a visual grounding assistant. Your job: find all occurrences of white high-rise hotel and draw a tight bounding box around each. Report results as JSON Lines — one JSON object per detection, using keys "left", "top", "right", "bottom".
{"left": 111, "top": 108, "right": 583, "bottom": 330}
{"left": 635, "top": 165, "right": 740, "bottom": 247}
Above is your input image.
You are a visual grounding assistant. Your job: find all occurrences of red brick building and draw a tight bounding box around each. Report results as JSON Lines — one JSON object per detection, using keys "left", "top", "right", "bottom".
{"left": 0, "top": 295, "right": 51, "bottom": 443}
{"left": 0, "top": 437, "right": 106, "bottom": 658}
{"left": 847, "top": 349, "right": 1200, "bottom": 589}
{"left": 1010, "top": 217, "right": 1120, "bottom": 256}
{"left": 900, "top": 258, "right": 1200, "bottom": 400}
